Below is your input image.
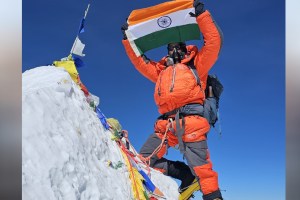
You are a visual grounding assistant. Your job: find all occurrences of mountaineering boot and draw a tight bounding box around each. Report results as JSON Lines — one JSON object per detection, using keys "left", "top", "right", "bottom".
{"left": 202, "top": 189, "right": 223, "bottom": 200}
{"left": 166, "top": 161, "right": 196, "bottom": 192}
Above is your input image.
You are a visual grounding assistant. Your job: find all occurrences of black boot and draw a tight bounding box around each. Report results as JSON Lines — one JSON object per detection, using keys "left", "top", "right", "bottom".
{"left": 166, "top": 161, "right": 196, "bottom": 192}
{"left": 202, "top": 189, "right": 223, "bottom": 200}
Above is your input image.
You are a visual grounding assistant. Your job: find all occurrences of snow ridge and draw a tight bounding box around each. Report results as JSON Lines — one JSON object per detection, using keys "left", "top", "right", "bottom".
{"left": 22, "top": 66, "right": 178, "bottom": 200}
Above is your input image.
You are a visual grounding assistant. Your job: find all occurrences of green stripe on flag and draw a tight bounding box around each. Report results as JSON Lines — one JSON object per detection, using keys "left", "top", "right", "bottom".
{"left": 133, "top": 24, "right": 201, "bottom": 54}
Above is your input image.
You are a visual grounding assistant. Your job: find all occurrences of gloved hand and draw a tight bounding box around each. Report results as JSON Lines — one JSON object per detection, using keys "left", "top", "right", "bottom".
{"left": 191, "top": 0, "right": 205, "bottom": 17}
{"left": 121, "top": 22, "right": 128, "bottom": 40}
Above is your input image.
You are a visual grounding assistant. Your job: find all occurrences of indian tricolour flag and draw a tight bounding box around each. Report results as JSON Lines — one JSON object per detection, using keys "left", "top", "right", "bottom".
{"left": 126, "top": 0, "right": 201, "bottom": 56}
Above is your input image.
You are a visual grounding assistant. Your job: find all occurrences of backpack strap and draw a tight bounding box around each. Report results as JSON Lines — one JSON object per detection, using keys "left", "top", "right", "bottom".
{"left": 187, "top": 60, "right": 201, "bottom": 89}
{"left": 175, "top": 110, "right": 186, "bottom": 155}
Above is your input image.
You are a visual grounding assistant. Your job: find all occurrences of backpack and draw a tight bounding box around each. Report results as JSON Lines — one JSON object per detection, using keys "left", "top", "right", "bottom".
{"left": 203, "top": 75, "right": 224, "bottom": 127}
{"left": 187, "top": 61, "right": 224, "bottom": 126}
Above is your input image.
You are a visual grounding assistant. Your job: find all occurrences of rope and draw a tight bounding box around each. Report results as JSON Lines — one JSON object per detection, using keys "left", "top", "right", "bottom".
{"left": 109, "top": 120, "right": 173, "bottom": 177}
{"left": 139, "top": 119, "right": 172, "bottom": 167}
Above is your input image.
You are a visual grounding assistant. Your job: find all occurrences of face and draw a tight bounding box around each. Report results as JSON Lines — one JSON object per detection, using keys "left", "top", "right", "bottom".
{"left": 167, "top": 42, "right": 187, "bottom": 63}
{"left": 167, "top": 43, "right": 184, "bottom": 55}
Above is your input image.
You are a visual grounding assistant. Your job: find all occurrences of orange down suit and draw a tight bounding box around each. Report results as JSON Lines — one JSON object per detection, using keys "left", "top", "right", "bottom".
{"left": 123, "top": 10, "right": 223, "bottom": 195}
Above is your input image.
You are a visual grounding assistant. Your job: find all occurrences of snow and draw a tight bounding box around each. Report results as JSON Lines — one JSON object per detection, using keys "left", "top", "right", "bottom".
{"left": 22, "top": 66, "right": 179, "bottom": 200}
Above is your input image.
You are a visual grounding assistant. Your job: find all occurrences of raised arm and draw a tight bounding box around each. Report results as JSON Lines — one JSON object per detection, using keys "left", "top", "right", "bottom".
{"left": 122, "top": 39, "right": 163, "bottom": 83}
{"left": 193, "top": 1, "right": 223, "bottom": 78}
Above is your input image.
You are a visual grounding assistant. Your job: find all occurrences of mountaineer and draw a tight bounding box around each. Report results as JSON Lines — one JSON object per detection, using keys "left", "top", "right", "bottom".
{"left": 122, "top": 1, "right": 223, "bottom": 199}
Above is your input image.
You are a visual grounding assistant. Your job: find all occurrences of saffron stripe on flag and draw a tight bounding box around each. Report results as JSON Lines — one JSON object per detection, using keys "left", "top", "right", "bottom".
{"left": 128, "top": 0, "right": 194, "bottom": 26}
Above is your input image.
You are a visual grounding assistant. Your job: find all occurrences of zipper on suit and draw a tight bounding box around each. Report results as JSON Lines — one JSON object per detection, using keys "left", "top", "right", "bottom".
{"left": 170, "top": 65, "right": 176, "bottom": 92}
{"left": 158, "top": 70, "right": 164, "bottom": 96}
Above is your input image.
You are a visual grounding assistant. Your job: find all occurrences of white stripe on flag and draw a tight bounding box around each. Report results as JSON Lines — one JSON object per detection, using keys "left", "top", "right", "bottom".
{"left": 127, "top": 8, "right": 196, "bottom": 40}
{"left": 71, "top": 37, "right": 85, "bottom": 57}
{"left": 125, "top": 30, "right": 142, "bottom": 56}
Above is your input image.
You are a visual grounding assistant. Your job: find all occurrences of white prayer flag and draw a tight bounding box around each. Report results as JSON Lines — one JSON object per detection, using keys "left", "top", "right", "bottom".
{"left": 71, "top": 36, "right": 85, "bottom": 57}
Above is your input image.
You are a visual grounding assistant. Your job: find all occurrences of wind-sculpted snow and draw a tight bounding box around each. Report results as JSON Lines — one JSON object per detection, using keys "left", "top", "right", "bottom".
{"left": 22, "top": 66, "right": 179, "bottom": 200}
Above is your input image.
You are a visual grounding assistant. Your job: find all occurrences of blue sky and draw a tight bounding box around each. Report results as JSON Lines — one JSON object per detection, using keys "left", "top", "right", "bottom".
{"left": 23, "top": 0, "right": 285, "bottom": 199}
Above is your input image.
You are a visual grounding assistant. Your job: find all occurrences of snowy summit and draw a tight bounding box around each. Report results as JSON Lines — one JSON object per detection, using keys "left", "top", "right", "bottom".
{"left": 22, "top": 66, "right": 179, "bottom": 200}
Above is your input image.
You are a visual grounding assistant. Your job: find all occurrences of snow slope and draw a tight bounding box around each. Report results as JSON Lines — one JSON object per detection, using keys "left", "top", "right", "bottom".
{"left": 22, "top": 66, "right": 179, "bottom": 200}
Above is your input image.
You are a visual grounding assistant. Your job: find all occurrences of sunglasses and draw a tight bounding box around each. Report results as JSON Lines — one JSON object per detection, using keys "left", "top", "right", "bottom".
{"left": 167, "top": 44, "right": 186, "bottom": 51}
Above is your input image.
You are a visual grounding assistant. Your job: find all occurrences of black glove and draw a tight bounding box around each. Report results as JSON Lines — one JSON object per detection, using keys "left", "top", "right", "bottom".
{"left": 121, "top": 22, "right": 128, "bottom": 40}
{"left": 190, "top": 0, "right": 205, "bottom": 17}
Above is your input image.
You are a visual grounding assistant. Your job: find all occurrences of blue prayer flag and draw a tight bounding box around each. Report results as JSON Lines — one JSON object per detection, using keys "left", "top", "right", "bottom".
{"left": 139, "top": 170, "right": 156, "bottom": 192}
{"left": 96, "top": 107, "right": 110, "bottom": 130}
{"left": 72, "top": 54, "right": 85, "bottom": 68}
{"left": 78, "top": 18, "right": 85, "bottom": 34}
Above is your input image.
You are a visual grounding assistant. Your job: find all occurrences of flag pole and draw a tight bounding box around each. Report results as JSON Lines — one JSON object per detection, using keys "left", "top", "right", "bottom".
{"left": 84, "top": 4, "right": 90, "bottom": 20}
